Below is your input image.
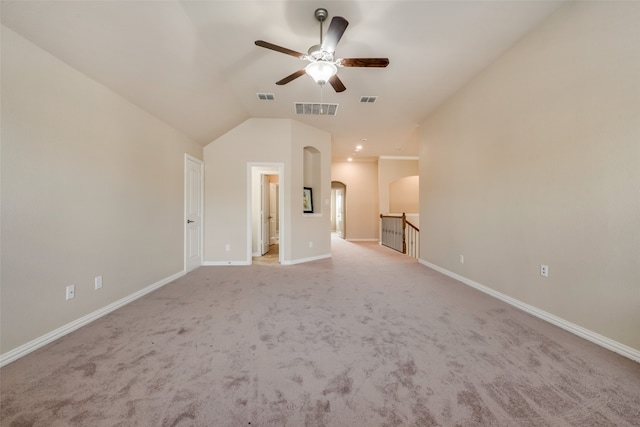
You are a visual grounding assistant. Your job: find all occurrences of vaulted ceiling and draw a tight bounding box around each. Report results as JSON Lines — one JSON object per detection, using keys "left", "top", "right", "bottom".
{"left": 1, "top": 1, "right": 564, "bottom": 161}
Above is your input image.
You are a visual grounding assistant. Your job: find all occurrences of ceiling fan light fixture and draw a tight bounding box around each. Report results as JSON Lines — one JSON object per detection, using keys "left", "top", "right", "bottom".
{"left": 305, "top": 61, "right": 337, "bottom": 85}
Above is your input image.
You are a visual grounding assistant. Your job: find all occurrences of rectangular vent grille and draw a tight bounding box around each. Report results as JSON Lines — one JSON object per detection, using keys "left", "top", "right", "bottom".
{"left": 360, "top": 96, "right": 378, "bottom": 103}
{"left": 294, "top": 102, "right": 338, "bottom": 116}
{"left": 257, "top": 93, "right": 275, "bottom": 100}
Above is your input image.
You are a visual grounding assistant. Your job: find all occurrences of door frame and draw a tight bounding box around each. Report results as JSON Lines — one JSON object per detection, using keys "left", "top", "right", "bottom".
{"left": 269, "top": 182, "right": 279, "bottom": 245}
{"left": 260, "top": 173, "right": 270, "bottom": 255}
{"left": 248, "top": 163, "right": 284, "bottom": 264}
{"left": 184, "top": 154, "right": 203, "bottom": 272}
{"left": 331, "top": 181, "right": 347, "bottom": 239}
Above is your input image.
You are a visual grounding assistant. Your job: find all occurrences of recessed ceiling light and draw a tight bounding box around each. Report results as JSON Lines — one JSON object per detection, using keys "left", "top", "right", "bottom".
{"left": 356, "top": 145, "right": 363, "bottom": 151}
{"left": 347, "top": 157, "right": 353, "bottom": 162}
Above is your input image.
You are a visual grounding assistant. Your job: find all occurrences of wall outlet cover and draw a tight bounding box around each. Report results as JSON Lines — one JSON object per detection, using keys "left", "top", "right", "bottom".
{"left": 540, "top": 264, "right": 549, "bottom": 277}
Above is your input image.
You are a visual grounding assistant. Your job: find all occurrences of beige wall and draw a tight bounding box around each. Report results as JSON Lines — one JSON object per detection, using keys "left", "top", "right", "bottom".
{"left": 418, "top": 2, "right": 640, "bottom": 352}
{"left": 203, "top": 118, "right": 331, "bottom": 264}
{"left": 389, "top": 176, "right": 419, "bottom": 214}
{"left": 378, "top": 157, "right": 419, "bottom": 215}
{"left": 332, "top": 161, "right": 379, "bottom": 240}
{"left": 1, "top": 27, "right": 203, "bottom": 355}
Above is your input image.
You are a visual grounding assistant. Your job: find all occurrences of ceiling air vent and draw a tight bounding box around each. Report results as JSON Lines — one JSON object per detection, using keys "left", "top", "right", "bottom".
{"left": 359, "top": 96, "right": 378, "bottom": 103}
{"left": 294, "top": 102, "right": 338, "bottom": 116}
{"left": 257, "top": 93, "right": 275, "bottom": 100}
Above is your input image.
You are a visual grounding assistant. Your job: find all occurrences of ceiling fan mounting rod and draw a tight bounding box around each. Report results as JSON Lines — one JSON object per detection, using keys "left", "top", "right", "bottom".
{"left": 314, "top": 8, "right": 328, "bottom": 45}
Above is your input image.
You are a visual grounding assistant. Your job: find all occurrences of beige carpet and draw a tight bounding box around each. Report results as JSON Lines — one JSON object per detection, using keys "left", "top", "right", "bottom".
{"left": 1, "top": 237, "right": 639, "bottom": 426}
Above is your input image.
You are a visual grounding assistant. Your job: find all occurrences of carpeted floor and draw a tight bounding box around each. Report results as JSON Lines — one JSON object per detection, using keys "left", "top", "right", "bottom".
{"left": 1, "top": 237, "right": 639, "bottom": 426}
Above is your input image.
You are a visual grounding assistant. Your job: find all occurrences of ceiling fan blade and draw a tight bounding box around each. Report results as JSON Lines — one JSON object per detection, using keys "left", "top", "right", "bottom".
{"left": 276, "top": 69, "right": 307, "bottom": 85}
{"left": 340, "top": 58, "right": 390, "bottom": 67}
{"left": 321, "top": 16, "right": 348, "bottom": 53}
{"left": 255, "top": 40, "right": 306, "bottom": 59}
{"left": 328, "top": 75, "right": 346, "bottom": 93}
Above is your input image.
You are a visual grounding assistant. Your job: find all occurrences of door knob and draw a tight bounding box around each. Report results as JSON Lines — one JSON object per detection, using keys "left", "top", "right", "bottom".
{"left": 187, "top": 219, "right": 194, "bottom": 224}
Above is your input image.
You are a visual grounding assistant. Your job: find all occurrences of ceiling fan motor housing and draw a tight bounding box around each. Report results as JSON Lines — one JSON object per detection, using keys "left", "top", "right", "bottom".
{"left": 307, "top": 44, "right": 334, "bottom": 62}
{"left": 308, "top": 44, "right": 323, "bottom": 58}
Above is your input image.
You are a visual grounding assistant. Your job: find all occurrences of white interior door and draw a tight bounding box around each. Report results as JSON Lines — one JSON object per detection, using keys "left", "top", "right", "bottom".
{"left": 336, "top": 188, "right": 344, "bottom": 238}
{"left": 261, "top": 174, "right": 270, "bottom": 255}
{"left": 185, "top": 156, "right": 203, "bottom": 271}
{"left": 269, "top": 182, "right": 278, "bottom": 244}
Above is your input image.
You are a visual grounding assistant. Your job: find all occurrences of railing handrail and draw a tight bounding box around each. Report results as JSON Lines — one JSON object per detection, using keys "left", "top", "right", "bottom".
{"left": 406, "top": 219, "right": 419, "bottom": 232}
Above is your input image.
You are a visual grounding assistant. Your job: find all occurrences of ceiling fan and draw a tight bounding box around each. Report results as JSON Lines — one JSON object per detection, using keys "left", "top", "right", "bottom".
{"left": 255, "top": 8, "right": 389, "bottom": 93}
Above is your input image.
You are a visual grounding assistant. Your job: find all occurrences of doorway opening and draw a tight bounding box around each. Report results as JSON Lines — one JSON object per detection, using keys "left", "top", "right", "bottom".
{"left": 249, "top": 164, "right": 283, "bottom": 264}
{"left": 331, "top": 181, "right": 346, "bottom": 239}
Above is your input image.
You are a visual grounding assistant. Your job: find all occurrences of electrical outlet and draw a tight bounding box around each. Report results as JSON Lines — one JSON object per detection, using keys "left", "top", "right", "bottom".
{"left": 95, "top": 275, "right": 103, "bottom": 290}
{"left": 460, "top": 255, "right": 464, "bottom": 264}
{"left": 309, "top": 241, "right": 313, "bottom": 248}
{"left": 540, "top": 264, "right": 549, "bottom": 277}
{"left": 225, "top": 244, "right": 230, "bottom": 252}
{"left": 66, "top": 285, "right": 75, "bottom": 300}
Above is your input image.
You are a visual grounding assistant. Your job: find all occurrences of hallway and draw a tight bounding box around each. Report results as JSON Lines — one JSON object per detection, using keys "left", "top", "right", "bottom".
{"left": 252, "top": 243, "right": 279, "bottom": 265}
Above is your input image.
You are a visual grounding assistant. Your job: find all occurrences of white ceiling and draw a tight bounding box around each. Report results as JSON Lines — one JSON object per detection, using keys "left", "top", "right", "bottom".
{"left": 1, "top": 1, "right": 564, "bottom": 161}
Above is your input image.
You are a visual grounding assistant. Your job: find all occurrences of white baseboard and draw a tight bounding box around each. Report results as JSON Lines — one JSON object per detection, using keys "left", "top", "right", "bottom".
{"left": 203, "top": 261, "right": 251, "bottom": 266}
{"left": 0, "top": 270, "right": 185, "bottom": 368}
{"left": 419, "top": 259, "right": 640, "bottom": 363}
{"left": 281, "top": 253, "right": 331, "bottom": 265}
{"left": 346, "top": 238, "right": 379, "bottom": 242}
{"left": 204, "top": 255, "right": 331, "bottom": 266}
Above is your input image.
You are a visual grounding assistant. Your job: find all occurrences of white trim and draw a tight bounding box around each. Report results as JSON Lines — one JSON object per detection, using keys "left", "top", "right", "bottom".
{"left": 346, "top": 238, "right": 379, "bottom": 242}
{"left": 282, "top": 253, "right": 331, "bottom": 265}
{"left": 184, "top": 154, "right": 203, "bottom": 272}
{"left": 203, "top": 261, "right": 251, "bottom": 266}
{"left": 418, "top": 259, "right": 640, "bottom": 363}
{"left": 378, "top": 156, "right": 419, "bottom": 160}
{"left": 0, "top": 270, "right": 185, "bottom": 367}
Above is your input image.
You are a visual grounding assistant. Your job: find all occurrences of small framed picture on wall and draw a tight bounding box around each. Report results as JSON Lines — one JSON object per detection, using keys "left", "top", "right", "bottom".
{"left": 303, "top": 187, "right": 313, "bottom": 213}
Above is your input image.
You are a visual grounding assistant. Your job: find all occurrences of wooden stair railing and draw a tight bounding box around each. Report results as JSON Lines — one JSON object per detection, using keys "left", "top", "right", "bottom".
{"left": 380, "top": 213, "right": 420, "bottom": 259}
